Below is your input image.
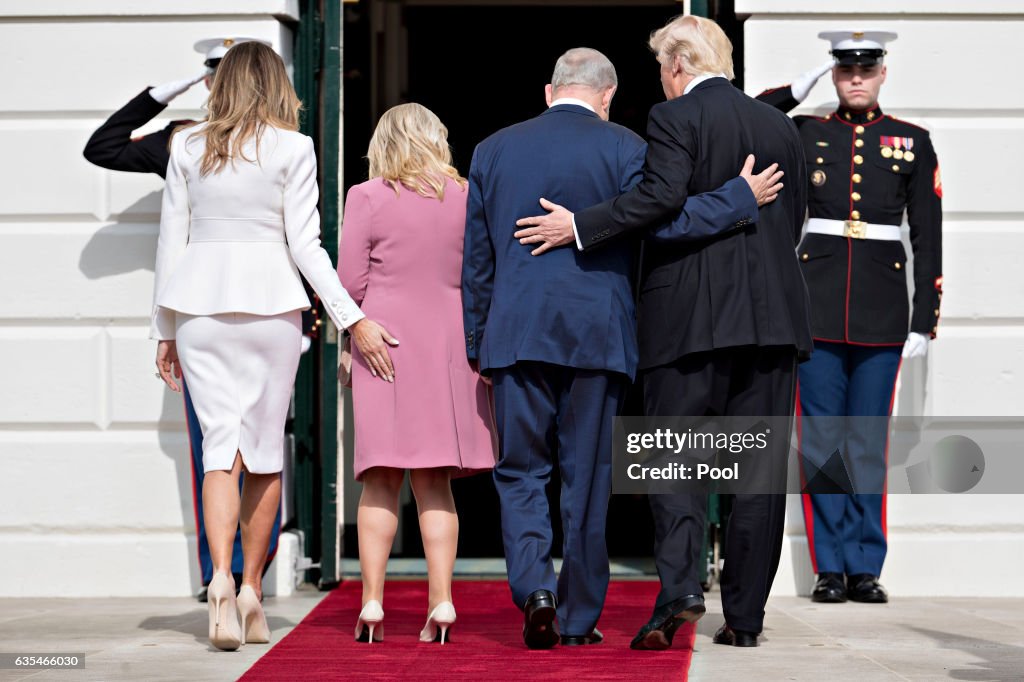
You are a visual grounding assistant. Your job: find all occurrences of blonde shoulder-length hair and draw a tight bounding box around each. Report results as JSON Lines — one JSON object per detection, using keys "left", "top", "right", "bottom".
{"left": 367, "top": 103, "right": 466, "bottom": 200}
{"left": 182, "top": 41, "right": 303, "bottom": 176}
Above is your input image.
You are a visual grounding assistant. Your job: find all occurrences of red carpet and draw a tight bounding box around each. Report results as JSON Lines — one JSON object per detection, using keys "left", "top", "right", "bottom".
{"left": 241, "top": 580, "right": 694, "bottom": 681}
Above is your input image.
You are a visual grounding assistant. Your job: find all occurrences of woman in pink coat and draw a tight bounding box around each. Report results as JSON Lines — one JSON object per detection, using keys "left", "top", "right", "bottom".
{"left": 338, "top": 103, "right": 497, "bottom": 645}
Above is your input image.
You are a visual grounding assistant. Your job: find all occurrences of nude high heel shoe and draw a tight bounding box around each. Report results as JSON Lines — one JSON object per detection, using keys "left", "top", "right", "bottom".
{"left": 237, "top": 585, "right": 271, "bottom": 645}
{"left": 419, "top": 601, "right": 456, "bottom": 644}
{"left": 207, "top": 572, "right": 242, "bottom": 651}
{"left": 355, "top": 600, "right": 384, "bottom": 643}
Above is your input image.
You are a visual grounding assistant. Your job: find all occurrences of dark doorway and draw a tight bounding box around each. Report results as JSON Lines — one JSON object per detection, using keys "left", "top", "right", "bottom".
{"left": 403, "top": 5, "right": 682, "bottom": 175}
{"left": 341, "top": 1, "right": 744, "bottom": 561}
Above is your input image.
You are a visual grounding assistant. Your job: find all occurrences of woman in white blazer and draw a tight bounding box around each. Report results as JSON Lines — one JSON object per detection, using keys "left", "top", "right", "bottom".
{"left": 150, "top": 42, "right": 394, "bottom": 651}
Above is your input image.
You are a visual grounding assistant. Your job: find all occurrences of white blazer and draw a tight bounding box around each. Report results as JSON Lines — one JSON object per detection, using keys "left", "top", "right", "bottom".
{"left": 150, "top": 123, "right": 364, "bottom": 339}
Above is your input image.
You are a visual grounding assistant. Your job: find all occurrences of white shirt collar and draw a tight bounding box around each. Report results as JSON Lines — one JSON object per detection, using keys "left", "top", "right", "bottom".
{"left": 684, "top": 73, "right": 728, "bottom": 95}
{"left": 549, "top": 97, "right": 596, "bottom": 113}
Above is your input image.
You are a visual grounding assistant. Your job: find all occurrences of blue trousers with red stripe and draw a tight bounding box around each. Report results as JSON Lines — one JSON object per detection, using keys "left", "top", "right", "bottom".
{"left": 797, "top": 341, "right": 901, "bottom": 577}
{"left": 184, "top": 378, "right": 281, "bottom": 587}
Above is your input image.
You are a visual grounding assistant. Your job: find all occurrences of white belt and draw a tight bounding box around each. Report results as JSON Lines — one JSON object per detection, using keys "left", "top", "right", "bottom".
{"left": 805, "top": 218, "right": 901, "bottom": 241}
{"left": 189, "top": 217, "right": 286, "bottom": 243}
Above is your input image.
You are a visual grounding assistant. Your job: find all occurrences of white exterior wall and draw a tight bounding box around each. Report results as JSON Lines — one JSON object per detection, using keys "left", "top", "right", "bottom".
{"left": 740, "top": 0, "right": 1024, "bottom": 596}
{"left": 0, "top": 1, "right": 300, "bottom": 597}
{"left": 0, "top": 0, "right": 1021, "bottom": 598}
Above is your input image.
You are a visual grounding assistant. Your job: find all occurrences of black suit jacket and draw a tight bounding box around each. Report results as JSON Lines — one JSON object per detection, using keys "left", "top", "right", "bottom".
{"left": 83, "top": 89, "right": 191, "bottom": 178}
{"left": 575, "top": 77, "right": 813, "bottom": 369}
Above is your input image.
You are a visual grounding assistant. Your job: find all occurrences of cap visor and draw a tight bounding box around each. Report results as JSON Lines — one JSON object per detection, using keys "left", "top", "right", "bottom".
{"left": 835, "top": 55, "right": 883, "bottom": 66}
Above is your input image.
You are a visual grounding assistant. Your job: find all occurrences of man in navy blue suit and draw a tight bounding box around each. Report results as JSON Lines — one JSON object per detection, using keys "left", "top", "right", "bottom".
{"left": 462, "top": 47, "right": 782, "bottom": 649}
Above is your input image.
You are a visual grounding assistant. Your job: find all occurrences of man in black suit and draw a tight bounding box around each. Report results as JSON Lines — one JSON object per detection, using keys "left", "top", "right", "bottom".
{"left": 515, "top": 15, "right": 812, "bottom": 649}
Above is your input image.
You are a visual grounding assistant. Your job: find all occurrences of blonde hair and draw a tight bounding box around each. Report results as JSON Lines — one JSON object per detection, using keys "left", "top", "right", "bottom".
{"left": 186, "top": 41, "right": 302, "bottom": 176}
{"left": 649, "top": 15, "right": 735, "bottom": 81}
{"left": 366, "top": 103, "right": 466, "bottom": 200}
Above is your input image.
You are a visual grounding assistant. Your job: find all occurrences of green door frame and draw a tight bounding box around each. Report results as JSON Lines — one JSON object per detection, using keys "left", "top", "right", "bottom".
{"left": 318, "top": 0, "right": 344, "bottom": 590}
{"left": 292, "top": 0, "right": 343, "bottom": 591}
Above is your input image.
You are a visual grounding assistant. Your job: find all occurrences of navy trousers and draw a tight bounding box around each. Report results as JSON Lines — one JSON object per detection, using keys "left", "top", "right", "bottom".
{"left": 184, "top": 378, "right": 281, "bottom": 586}
{"left": 491, "top": 362, "right": 626, "bottom": 637}
{"left": 797, "top": 341, "right": 901, "bottom": 576}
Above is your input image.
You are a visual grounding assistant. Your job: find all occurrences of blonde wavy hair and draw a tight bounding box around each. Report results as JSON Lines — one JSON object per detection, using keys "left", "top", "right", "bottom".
{"left": 367, "top": 103, "right": 466, "bottom": 200}
{"left": 649, "top": 15, "right": 735, "bottom": 81}
{"left": 186, "top": 41, "right": 302, "bottom": 176}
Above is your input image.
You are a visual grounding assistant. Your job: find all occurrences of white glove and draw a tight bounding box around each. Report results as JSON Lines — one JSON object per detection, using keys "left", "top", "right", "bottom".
{"left": 149, "top": 72, "right": 208, "bottom": 105}
{"left": 901, "top": 332, "right": 930, "bottom": 359}
{"left": 791, "top": 59, "right": 837, "bottom": 103}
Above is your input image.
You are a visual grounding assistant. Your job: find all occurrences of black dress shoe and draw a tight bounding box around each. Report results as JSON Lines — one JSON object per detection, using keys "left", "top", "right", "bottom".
{"left": 196, "top": 586, "right": 208, "bottom": 603}
{"left": 630, "top": 594, "right": 705, "bottom": 651}
{"left": 811, "top": 572, "right": 847, "bottom": 603}
{"left": 713, "top": 624, "right": 758, "bottom": 647}
{"left": 560, "top": 628, "right": 603, "bottom": 646}
{"left": 522, "top": 589, "right": 559, "bottom": 649}
{"left": 846, "top": 574, "right": 888, "bottom": 603}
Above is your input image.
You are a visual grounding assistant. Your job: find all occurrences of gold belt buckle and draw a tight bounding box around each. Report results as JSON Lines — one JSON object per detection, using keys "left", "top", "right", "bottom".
{"left": 844, "top": 220, "right": 867, "bottom": 239}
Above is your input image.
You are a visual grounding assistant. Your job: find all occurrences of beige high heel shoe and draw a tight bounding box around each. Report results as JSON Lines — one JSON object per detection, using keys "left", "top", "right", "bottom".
{"left": 207, "top": 573, "right": 241, "bottom": 651}
{"left": 355, "top": 600, "right": 384, "bottom": 643}
{"left": 237, "top": 585, "right": 271, "bottom": 645}
{"left": 419, "top": 601, "right": 456, "bottom": 644}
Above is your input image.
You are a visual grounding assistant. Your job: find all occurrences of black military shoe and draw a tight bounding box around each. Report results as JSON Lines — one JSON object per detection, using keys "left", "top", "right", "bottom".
{"left": 847, "top": 574, "right": 888, "bottom": 603}
{"left": 811, "top": 572, "right": 847, "bottom": 603}
{"left": 713, "top": 624, "right": 759, "bottom": 647}
{"left": 560, "top": 628, "right": 603, "bottom": 646}
{"left": 630, "top": 594, "right": 705, "bottom": 650}
{"left": 522, "top": 589, "right": 559, "bottom": 649}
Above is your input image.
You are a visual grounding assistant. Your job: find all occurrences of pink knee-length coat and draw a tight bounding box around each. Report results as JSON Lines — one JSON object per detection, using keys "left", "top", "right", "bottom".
{"left": 337, "top": 177, "right": 497, "bottom": 480}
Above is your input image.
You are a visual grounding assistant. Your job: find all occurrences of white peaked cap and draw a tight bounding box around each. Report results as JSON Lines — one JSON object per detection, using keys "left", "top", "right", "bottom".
{"left": 193, "top": 37, "right": 273, "bottom": 62}
{"left": 818, "top": 30, "right": 898, "bottom": 53}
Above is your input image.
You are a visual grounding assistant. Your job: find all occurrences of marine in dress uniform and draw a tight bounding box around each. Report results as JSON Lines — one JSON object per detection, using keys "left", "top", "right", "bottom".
{"left": 83, "top": 37, "right": 283, "bottom": 601}
{"left": 757, "top": 30, "right": 943, "bottom": 603}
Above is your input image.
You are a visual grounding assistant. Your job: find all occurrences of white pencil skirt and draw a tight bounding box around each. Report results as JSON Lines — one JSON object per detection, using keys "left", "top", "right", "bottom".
{"left": 175, "top": 310, "right": 302, "bottom": 474}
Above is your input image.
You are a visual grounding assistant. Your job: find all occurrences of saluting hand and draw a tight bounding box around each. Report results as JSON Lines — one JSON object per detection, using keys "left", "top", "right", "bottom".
{"left": 149, "top": 72, "right": 209, "bottom": 105}
{"left": 351, "top": 318, "right": 400, "bottom": 383}
{"left": 514, "top": 198, "right": 576, "bottom": 256}
{"left": 739, "top": 154, "right": 785, "bottom": 207}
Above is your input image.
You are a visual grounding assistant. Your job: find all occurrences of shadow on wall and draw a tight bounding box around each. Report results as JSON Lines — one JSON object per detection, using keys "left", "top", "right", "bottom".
{"left": 78, "top": 189, "right": 202, "bottom": 595}
{"left": 78, "top": 192, "right": 161, "bottom": 278}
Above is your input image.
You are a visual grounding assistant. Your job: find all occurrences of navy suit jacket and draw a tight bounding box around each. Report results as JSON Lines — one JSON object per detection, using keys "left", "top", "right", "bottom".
{"left": 462, "top": 104, "right": 757, "bottom": 380}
